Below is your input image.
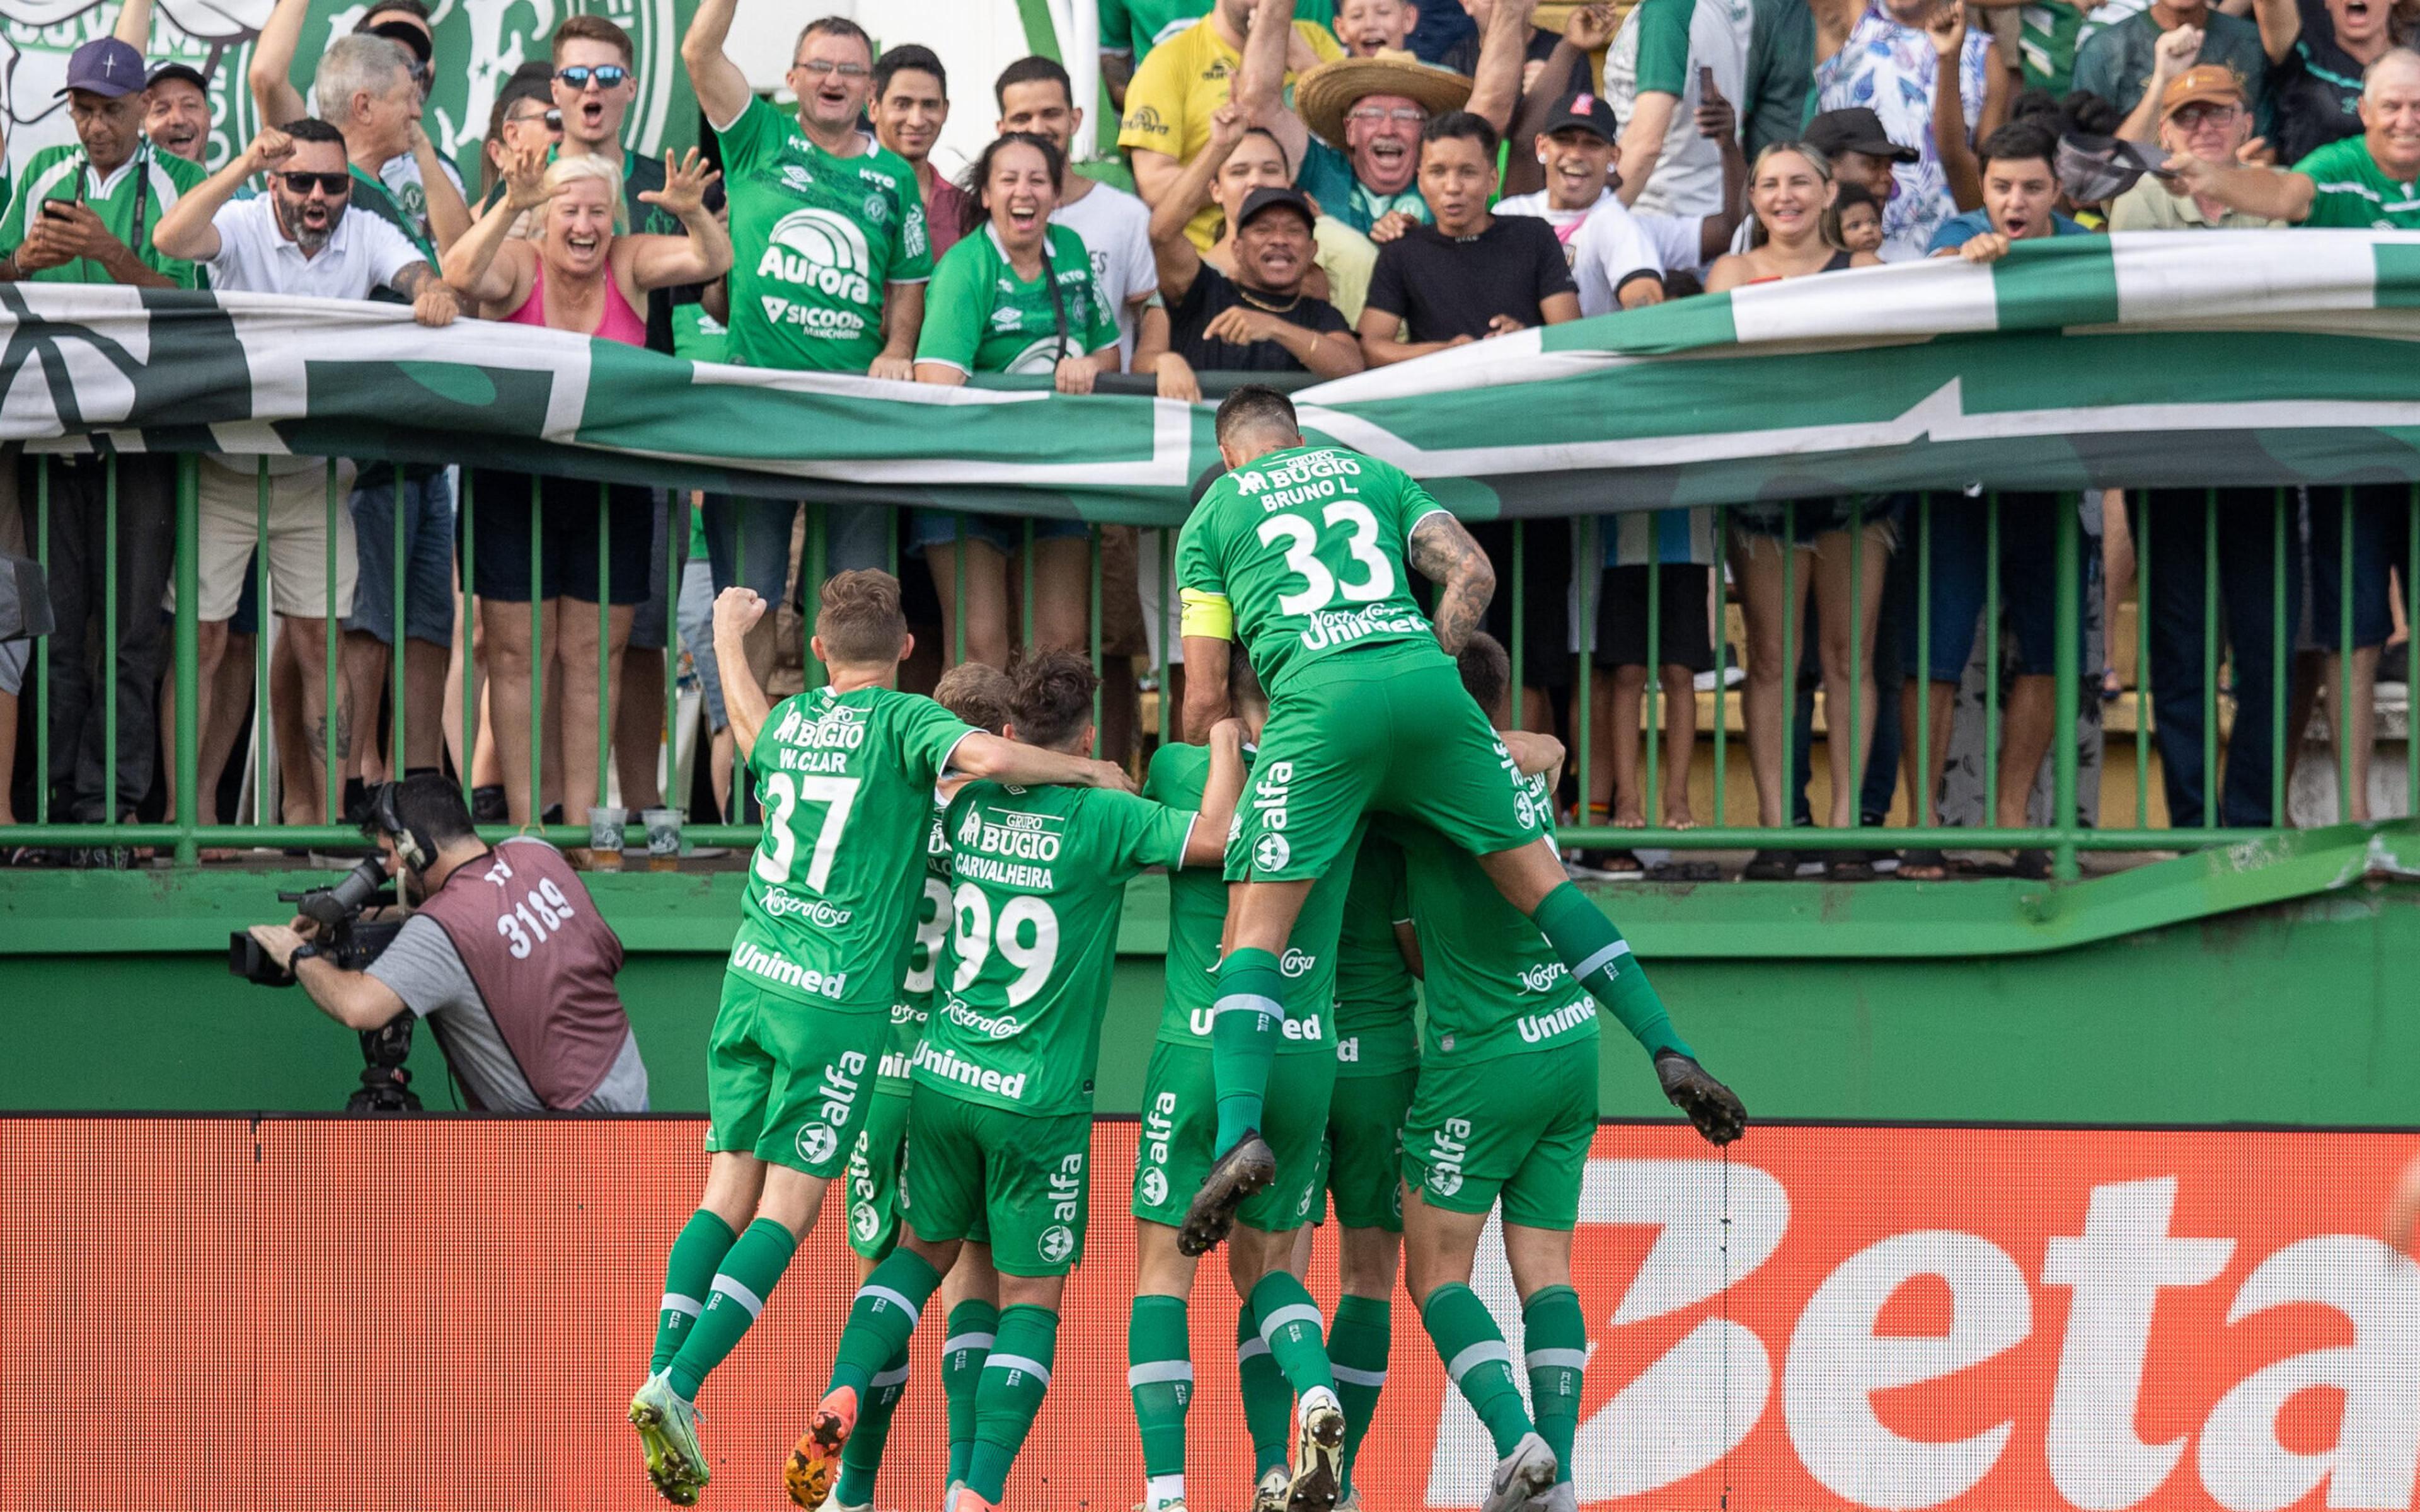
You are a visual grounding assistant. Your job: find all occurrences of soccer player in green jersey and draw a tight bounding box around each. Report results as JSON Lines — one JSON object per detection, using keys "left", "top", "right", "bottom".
{"left": 1393, "top": 636, "right": 1656, "bottom": 1512}
{"left": 628, "top": 578, "right": 1131, "bottom": 1506}
{"left": 831, "top": 662, "right": 1015, "bottom": 1512}
{"left": 1173, "top": 386, "right": 1746, "bottom": 1251}
{"left": 793, "top": 653, "right": 1245, "bottom": 1512}
{"left": 1130, "top": 653, "right": 1354, "bottom": 1512}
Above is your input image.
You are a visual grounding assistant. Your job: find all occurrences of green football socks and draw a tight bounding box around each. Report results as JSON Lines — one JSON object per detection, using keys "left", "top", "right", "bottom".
{"left": 667, "top": 1217, "right": 795, "bottom": 1400}
{"left": 1211, "top": 948, "right": 1288, "bottom": 1152}
{"left": 827, "top": 1249, "right": 943, "bottom": 1400}
{"left": 942, "top": 1298, "right": 997, "bottom": 1490}
{"left": 1523, "top": 1286, "right": 1587, "bottom": 1489}
{"left": 966, "top": 1304, "right": 1058, "bottom": 1503}
{"left": 1236, "top": 1302, "right": 1293, "bottom": 1479}
{"left": 1249, "top": 1271, "right": 1337, "bottom": 1400}
{"left": 1127, "top": 1295, "right": 1192, "bottom": 1509}
{"left": 650, "top": 1210, "right": 737, "bottom": 1375}
{"left": 832, "top": 1343, "right": 909, "bottom": 1506}
{"left": 1422, "top": 1283, "right": 1533, "bottom": 1458}
{"left": 1533, "top": 882, "right": 1691, "bottom": 1058}
{"left": 1328, "top": 1293, "right": 1392, "bottom": 1494}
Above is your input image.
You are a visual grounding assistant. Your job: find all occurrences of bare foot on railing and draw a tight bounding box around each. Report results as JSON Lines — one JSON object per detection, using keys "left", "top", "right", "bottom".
{"left": 1612, "top": 799, "right": 1647, "bottom": 828}
{"left": 1661, "top": 801, "right": 1696, "bottom": 830}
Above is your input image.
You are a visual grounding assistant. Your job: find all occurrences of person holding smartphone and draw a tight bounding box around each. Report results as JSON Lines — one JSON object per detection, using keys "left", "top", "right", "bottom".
{"left": 0, "top": 37, "right": 207, "bottom": 840}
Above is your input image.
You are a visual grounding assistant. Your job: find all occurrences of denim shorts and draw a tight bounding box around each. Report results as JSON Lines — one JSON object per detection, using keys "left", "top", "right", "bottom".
{"left": 347, "top": 468, "right": 457, "bottom": 646}
{"left": 905, "top": 508, "right": 1088, "bottom": 557}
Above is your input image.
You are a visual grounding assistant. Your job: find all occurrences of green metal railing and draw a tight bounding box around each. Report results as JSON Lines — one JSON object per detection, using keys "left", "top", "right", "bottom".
{"left": 5, "top": 448, "right": 2415, "bottom": 879}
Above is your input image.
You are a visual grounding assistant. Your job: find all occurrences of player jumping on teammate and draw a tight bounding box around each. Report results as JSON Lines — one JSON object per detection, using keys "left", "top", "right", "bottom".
{"left": 791, "top": 653, "right": 1247, "bottom": 1512}
{"left": 628, "top": 576, "right": 1130, "bottom": 1506}
{"left": 1172, "top": 387, "right": 1747, "bottom": 1256}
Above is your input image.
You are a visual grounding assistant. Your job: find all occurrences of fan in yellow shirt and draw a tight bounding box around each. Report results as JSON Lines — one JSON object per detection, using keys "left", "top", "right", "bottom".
{"left": 1120, "top": 0, "right": 1345, "bottom": 250}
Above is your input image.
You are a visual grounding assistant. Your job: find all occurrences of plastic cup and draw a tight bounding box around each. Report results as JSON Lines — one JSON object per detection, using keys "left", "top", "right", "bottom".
{"left": 643, "top": 808, "right": 683, "bottom": 870}
{"left": 587, "top": 805, "right": 627, "bottom": 869}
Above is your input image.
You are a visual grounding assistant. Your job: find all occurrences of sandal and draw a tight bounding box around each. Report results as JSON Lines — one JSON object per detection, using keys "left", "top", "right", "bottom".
{"left": 1897, "top": 847, "right": 1950, "bottom": 881}
{"left": 1741, "top": 848, "right": 1797, "bottom": 881}
{"left": 2009, "top": 847, "right": 2054, "bottom": 881}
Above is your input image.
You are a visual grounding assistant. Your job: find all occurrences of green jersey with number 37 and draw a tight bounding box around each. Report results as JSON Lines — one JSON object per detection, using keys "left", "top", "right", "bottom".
{"left": 1175, "top": 444, "right": 1455, "bottom": 693}
{"left": 916, "top": 782, "right": 1197, "bottom": 1116}
{"left": 730, "top": 686, "right": 976, "bottom": 1013}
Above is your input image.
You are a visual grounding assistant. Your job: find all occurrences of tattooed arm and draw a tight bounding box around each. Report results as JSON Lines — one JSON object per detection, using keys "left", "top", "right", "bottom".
{"left": 1407, "top": 509, "right": 1495, "bottom": 656}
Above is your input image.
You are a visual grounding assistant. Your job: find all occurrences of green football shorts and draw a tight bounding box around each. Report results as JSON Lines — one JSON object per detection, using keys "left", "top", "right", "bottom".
{"left": 1227, "top": 643, "right": 1545, "bottom": 885}
{"left": 1132, "top": 1040, "right": 1337, "bottom": 1232}
{"left": 1400, "top": 1038, "right": 1598, "bottom": 1230}
{"left": 902, "top": 1088, "right": 1092, "bottom": 1278}
{"left": 1325, "top": 1065, "right": 1418, "bottom": 1232}
{"left": 704, "top": 973, "right": 889, "bottom": 1177}
{"left": 845, "top": 1085, "right": 911, "bottom": 1259}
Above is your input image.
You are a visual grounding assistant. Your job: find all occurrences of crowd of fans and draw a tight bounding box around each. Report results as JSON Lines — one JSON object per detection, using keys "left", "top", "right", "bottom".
{"left": 0, "top": 0, "right": 2413, "bottom": 874}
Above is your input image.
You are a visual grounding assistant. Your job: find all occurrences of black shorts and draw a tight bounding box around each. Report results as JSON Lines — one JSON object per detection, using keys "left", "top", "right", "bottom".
{"left": 1597, "top": 563, "right": 1715, "bottom": 673}
{"left": 1468, "top": 518, "right": 1576, "bottom": 691}
{"left": 463, "top": 470, "right": 654, "bottom": 605}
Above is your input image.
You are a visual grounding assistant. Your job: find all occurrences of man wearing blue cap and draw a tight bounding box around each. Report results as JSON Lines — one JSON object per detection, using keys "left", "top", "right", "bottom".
{"left": 0, "top": 35, "right": 207, "bottom": 833}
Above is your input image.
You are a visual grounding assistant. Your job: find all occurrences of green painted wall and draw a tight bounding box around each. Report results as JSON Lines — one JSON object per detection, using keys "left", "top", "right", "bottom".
{"left": 3, "top": 838, "right": 2415, "bottom": 1122}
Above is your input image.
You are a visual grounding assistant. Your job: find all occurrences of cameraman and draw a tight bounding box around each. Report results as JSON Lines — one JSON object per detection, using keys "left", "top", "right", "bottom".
{"left": 246, "top": 775, "right": 650, "bottom": 1112}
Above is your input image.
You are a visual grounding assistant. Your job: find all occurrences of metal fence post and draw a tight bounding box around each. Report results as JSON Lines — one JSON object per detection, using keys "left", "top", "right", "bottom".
{"left": 172, "top": 456, "right": 200, "bottom": 865}
{"left": 2053, "top": 493, "right": 2080, "bottom": 879}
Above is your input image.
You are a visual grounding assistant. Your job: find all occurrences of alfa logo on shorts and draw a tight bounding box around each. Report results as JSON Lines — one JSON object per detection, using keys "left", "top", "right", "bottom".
{"left": 1252, "top": 833, "right": 1290, "bottom": 871}
{"left": 797, "top": 1123, "right": 839, "bottom": 1166}
{"left": 1039, "top": 1223, "right": 1076, "bottom": 1264}
{"left": 1141, "top": 1168, "right": 1169, "bottom": 1206}
{"left": 851, "top": 1202, "right": 880, "bottom": 1244}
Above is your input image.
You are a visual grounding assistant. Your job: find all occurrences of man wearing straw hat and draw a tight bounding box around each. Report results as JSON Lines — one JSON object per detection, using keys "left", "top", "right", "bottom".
{"left": 1279, "top": 9, "right": 1529, "bottom": 236}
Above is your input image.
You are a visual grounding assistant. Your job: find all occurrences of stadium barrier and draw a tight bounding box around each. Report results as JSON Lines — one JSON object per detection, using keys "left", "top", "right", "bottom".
{"left": 11, "top": 441, "right": 2417, "bottom": 873}
{"left": 3, "top": 1117, "right": 2412, "bottom": 1511}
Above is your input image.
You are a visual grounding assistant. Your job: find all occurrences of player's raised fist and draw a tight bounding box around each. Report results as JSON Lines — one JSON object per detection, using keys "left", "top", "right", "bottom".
{"left": 1656, "top": 1050, "right": 1746, "bottom": 1145}
{"left": 713, "top": 585, "right": 767, "bottom": 638}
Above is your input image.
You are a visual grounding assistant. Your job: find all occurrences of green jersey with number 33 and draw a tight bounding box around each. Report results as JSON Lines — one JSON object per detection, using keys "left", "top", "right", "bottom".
{"left": 730, "top": 686, "right": 976, "bottom": 1013}
{"left": 1175, "top": 444, "right": 1455, "bottom": 694}
{"left": 916, "top": 781, "right": 1197, "bottom": 1116}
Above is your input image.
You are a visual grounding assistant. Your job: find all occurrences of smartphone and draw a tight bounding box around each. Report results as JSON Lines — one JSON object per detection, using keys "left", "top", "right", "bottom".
{"left": 38, "top": 199, "right": 71, "bottom": 220}
{"left": 1698, "top": 64, "right": 1715, "bottom": 98}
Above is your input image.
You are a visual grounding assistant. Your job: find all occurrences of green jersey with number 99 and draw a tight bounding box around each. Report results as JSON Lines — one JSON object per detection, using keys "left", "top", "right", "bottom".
{"left": 916, "top": 781, "right": 1197, "bottom": 1117}
{"left": 1174, "top": 444, "right": 1455, "bottom": 694}
{"left": 730, "top": 685, "right": 976, "bottom": 1014}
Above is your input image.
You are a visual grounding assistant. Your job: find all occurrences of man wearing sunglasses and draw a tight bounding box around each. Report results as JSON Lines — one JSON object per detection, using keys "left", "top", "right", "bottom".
{"left": 150, "top": 118, "right": 458, "bottom": 839}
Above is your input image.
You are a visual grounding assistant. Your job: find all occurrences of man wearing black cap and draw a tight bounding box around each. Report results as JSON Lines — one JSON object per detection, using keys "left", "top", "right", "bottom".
{"left": 110, "top": 0, "right": 210, "bottom": 164}
{"left": 1152, "top": 183, "right": 1363, "bottom": 376}
{"left": 1496, "top": 87, "right": 1746, "bottom": 297}
{"left": 0, "top": 36, "right": 206, "bottom": 831}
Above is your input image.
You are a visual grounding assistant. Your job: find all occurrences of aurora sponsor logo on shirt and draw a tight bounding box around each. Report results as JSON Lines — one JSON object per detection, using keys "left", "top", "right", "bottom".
{"left": 756, "top": 207, "right": 873, "bottom": 312}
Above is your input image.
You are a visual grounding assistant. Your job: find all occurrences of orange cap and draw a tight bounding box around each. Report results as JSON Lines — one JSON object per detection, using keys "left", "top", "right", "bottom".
{"left": 2160, "top": 64, "right": 2247, "bottom": 120}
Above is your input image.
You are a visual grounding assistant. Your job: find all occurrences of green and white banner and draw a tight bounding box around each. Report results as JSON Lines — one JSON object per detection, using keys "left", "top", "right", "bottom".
{"left": 8, "top": 229, "right": 2420, "bottom": 523}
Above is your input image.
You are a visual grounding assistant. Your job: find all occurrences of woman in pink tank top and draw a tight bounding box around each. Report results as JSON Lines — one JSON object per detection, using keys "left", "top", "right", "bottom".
{"left": 438, "top": 144, "right": 732, "bottom": 823}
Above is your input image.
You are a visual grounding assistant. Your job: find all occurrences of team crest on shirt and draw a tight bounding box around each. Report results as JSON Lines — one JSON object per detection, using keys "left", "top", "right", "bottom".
{"left": 863, "top": 192, "right": 889, "bottom": 224}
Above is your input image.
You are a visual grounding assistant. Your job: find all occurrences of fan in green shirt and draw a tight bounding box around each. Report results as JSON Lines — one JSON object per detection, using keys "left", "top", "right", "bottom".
{"left": 2167, "top": 52, "right": 2420, "bottom": 229}
{"left": 681, "top": 1, "right": 931, "bottom": 377}
{"left": 0, "top": 45, "right": 207, "bottom": 290}
{"left": 913, "top": 134, "right": 1122, "bottom": 391}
